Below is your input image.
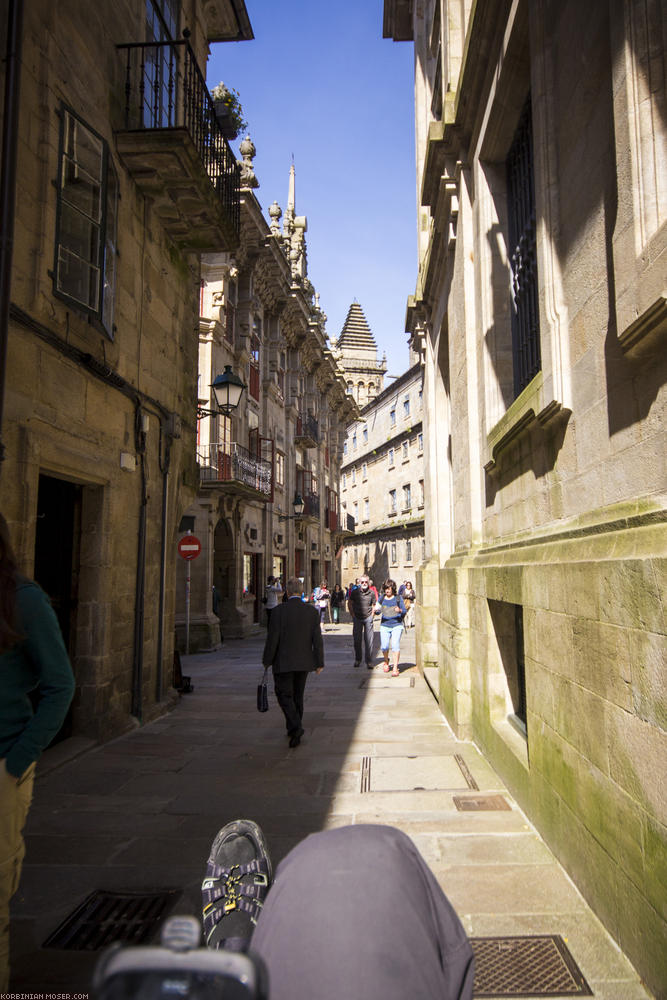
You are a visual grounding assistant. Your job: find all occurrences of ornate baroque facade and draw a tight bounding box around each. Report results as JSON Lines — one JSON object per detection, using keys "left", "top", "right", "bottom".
{"left": 384, "top": 0, "right": 666, "bottom": 992}
{"left": 0, "top": 0, "right": 252, "bottom": 739}
{"left": 180, "top": 156, "right": 357, "bottom": 645}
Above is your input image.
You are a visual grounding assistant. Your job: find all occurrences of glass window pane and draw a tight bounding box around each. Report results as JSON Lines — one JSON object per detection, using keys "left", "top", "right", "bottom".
{"left": 59, "top": 201, "right": 101, "bottom": 265}
{"left": 56, "top": 246, "right": 100, "bottom": 310}
{"left": 63, "top": 114, "right": 104, "bottom": 183}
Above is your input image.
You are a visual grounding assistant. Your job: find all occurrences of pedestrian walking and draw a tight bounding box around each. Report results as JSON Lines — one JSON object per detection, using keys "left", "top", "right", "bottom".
{"left": 347, "top": 575, "right": 376, "bottom": 669}
{"left": 262, "top": 576, "right": 324, "bottom": 747}
{"left": 263, "top": 575, "right": 282, "bottom": 628}
{"left": 403, "top": 581, "right": 416, "bottom": 628}
{"left": 313, "top": 580, "right": 330, "bottom": 631}
{"left": 330, "top": 583, "right": 345, "bottom": 625}
{"left": 0, "top": 514, "right": 75, "bottom": 991}
{"left": 375, "top": 578, "right": 407, "bottom": 677}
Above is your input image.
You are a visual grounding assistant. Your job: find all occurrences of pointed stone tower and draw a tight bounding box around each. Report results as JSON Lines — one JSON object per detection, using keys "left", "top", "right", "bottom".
{"left": 331, "top": 302, "right": 387, "bottom": 408}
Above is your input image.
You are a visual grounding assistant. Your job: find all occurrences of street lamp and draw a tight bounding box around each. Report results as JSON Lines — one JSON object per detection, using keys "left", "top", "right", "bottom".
{"left": 197, "top": 365, "right": 246, "bottom": 419}
{"left": 278, "top": 493, "right": 306, "bottom": 520}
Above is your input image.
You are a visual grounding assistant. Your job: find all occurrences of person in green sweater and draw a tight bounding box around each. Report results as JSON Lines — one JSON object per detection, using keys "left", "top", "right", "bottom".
{"left": 0, "top": 513, "right": 75, "bottom": 991}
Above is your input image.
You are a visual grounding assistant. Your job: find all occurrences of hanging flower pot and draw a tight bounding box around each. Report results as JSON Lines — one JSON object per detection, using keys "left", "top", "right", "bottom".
{"left": 213, "top": 101, "right": 239, "bottom": 139}
{"left": 210, "top": 82, "right": 248, "bottom": 141}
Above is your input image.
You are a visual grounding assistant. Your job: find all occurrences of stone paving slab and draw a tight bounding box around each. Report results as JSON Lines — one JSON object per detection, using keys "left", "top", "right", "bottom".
{"left": 8, "top": 625, "right": 652, "bottom": 997}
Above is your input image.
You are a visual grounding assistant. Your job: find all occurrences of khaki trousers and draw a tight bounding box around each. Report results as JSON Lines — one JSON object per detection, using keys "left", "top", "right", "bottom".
{"left": 0, "top": 761, "right": 35, "bottom": 992}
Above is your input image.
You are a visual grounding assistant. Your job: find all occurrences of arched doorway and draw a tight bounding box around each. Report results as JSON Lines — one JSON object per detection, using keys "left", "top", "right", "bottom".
{"left": 213, "top": 516, "right": 242, "bottom": 638}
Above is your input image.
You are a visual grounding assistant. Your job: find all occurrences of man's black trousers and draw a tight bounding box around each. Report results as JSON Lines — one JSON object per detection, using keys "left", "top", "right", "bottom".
{"left": 273, "top": 670, "right": 309, "bottom": 735}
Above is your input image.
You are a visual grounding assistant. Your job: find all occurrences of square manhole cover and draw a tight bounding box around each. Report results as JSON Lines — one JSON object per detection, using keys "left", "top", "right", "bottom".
{"left": 361, "top": 754, "right": 477, "bottom": 792}
{"left": 470, "top": 935, "right": 592, "bottom": 996}
{"left": 43, "top": 889, "right": 180, "bottom": 950}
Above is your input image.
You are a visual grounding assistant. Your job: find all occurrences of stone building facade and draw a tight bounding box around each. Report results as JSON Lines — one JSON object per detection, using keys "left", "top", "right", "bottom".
{"left": 339, "top": 331, "right": 425, "bottom": 594}
{"left": 384, "top": 0, "right": 666, "bottom": 992}
{"left": 0, "top": 0, "right": 252, "bottom": 740}
{"left": 180, "top": 159, "right": 358, "bottom": 646}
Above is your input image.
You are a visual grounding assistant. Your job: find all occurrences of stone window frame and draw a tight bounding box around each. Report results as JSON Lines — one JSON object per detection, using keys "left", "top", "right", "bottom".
{"left": 610, "top": 0, "right": 667, "bottom": 351}
{"left": 475, "top": 2, "right": 571, "bottom": 476}
{"left": 275, "top": 450, "right": 285, "bottom": 489}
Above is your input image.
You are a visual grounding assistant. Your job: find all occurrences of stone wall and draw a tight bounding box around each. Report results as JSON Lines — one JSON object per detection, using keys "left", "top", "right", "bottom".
{"left": 392, "top": 0, "right": 667, "bottom": 991}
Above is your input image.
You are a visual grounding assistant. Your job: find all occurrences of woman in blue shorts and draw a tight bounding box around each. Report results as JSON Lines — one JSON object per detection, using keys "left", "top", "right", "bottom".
{"left": 374, "top": 578, "right": 407, "bottom": 676}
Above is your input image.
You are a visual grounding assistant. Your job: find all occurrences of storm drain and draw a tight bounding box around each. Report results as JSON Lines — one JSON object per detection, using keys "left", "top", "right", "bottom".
{"left": 43, "top": 889, "right": 180, "bottom": 950}
{"left": 470, "top": 935, "right": 592, "bottom": 997}
{"left": 453, "top": 794, "right": 510, "bottom": 811}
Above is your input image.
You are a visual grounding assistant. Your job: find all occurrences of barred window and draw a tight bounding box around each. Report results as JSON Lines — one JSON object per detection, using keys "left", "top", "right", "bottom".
{"left": 506, "top": 95, "right": 540, "bottom": 397}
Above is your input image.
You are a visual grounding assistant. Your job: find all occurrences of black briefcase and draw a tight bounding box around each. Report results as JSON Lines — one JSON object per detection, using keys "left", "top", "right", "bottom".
{"left": 257, "top": 668, "right": 269, "bottom": 713}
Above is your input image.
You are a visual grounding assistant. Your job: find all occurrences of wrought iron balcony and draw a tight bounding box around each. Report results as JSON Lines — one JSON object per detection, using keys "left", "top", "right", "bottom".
{"left": 294, "top": 413, "right": 319, "bottom": 448}
{"left": 115, "top": 39, "right": 240, "bottom": 251}
{"left": 197, "top": 442, "right": 272, "bottom": 500}
{"left": 302, "top": 491, "right": 320, "bottom": 520}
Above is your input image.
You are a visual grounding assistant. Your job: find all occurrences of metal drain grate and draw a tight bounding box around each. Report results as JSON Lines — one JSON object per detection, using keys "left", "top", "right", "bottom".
{"left": 361, "top": 755, "right": 372, "bottom": 793}
{"left": 43, "top": 889, "right": 180, "bottom": 950}
{"left": 470, "top": 935, "right": 592, "bottom": 997}
{"left": 454, "top": 753, "right": 479, "bottom": 790}
{"left": 453, "top": 794, "right": 510, "bottom": 811}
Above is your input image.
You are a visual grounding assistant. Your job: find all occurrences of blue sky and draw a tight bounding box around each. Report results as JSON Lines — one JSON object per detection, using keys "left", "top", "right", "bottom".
{"left": 207, "top": 0, "right": 417, "bottom": 378}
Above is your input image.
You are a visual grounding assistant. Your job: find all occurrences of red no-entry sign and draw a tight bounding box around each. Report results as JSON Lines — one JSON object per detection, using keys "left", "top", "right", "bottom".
{"left": 178, "top": 535, "right": 202, "bottom": 560}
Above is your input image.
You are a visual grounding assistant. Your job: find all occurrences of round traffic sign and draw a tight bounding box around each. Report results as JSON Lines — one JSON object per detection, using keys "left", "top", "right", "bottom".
{"left": 178, "top": 535, "right": 202, "bottom": 560}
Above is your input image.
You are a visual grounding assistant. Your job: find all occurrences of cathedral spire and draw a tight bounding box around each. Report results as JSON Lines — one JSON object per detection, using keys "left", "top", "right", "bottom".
{"left": 333, "top": 302, "right": 386, "bottom": 407}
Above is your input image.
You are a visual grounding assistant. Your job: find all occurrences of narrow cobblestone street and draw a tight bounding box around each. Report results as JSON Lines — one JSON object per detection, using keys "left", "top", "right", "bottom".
{"left": 10, "top": 624, "right": 651, "bottom": 997}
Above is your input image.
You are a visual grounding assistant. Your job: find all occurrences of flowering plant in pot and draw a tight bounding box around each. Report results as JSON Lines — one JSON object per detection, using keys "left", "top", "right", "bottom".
{"left": 210, "top": 82, "right": 248, "bottom": 139}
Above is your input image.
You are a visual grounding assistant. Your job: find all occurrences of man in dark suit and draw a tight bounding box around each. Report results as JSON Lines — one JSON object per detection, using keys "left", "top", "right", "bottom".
{"left": 262, "top": 576, "right": 324, "bottom": 747}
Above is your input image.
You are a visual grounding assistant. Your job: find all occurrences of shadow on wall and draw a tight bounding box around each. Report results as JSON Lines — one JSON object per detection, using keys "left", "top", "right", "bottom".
{"left": 603, "top": 158, "right": 666, "bottom": 437}
{"left": 369, "top": 541, "right": 389, "bottom": 591}
{"left": 484, "top": 410, "right": 570, "bottom": 508}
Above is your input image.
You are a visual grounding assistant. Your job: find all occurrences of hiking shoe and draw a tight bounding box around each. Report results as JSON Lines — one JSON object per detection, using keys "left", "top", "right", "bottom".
{"left": 202, "top": 819, "right": 272, "bottom": 951}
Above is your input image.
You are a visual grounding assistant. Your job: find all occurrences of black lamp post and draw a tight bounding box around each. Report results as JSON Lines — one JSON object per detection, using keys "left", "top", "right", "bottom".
{"left": 211, "top": 365, "right": 246, "bottom": 416}
{"left": 279, "top": 493, "right": 305, "bottom": 521}
{"left": 197, "top": 365, "right": 246, "bottom": 419}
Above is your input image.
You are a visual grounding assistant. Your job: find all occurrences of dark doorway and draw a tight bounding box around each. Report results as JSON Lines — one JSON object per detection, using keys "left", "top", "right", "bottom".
{"left": 34, "top": 474, "right": 82, "bottom": 742}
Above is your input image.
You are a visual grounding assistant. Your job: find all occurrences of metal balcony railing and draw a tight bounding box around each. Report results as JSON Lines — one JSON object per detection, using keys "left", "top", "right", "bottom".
{"left": 197, "top": 442, "right": 272, "bottom": 497}
{"left": 346, "top": 513, "right": 356, "bottom": 532}
{"left": 302, "top": 492, "right": 320, "bottom": 518}
{"left": 117, "top": 39, "right": 240, "bottom": 236}
{"left": 295, "top": 413, "right": 319, "bottom": 446}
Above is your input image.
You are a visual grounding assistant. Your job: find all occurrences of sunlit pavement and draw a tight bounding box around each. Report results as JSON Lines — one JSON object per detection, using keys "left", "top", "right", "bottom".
{"left": 10, "top": 621, "right": 651, "bottom": 996}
